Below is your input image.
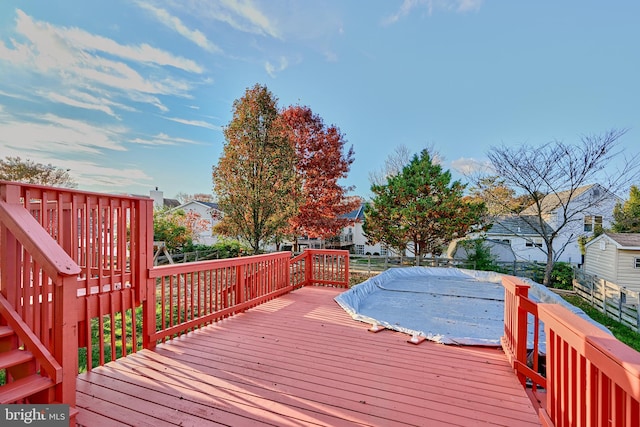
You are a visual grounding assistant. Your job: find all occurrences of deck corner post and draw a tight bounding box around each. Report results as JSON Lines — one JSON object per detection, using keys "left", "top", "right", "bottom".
{"left": 55, "top": 275, "right": 79, "bottom": 408}
{"left": 304, "top": 250, "right": 313, "bottom": 286}
{"left": 343, "top": 251, "right": 350, "bottom": 288}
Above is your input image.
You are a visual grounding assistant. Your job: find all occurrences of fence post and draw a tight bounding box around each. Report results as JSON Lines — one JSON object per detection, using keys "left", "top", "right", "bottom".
{"left": 304, "top": 251, "right": 313, "bottom": 286}
{"left": 601, "top": 280, "right": 607, "bottom": 314}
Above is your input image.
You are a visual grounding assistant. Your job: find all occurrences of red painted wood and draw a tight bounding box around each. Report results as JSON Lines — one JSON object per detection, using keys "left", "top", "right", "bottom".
{"left": 77, "top": 287, "right": 540, "bottom": 426}
{"left": 539, "top": 303, "right": 640, "bottom": 426}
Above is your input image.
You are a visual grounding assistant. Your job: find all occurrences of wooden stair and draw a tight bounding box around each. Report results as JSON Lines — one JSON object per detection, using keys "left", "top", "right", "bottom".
{"left": 0, "top": 322, "right": 55, "bottom": 404}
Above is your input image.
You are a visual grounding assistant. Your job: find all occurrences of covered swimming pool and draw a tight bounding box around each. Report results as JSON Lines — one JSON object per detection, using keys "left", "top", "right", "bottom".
{"left": 335, "top": 267, "right": 607, "bottom": 347}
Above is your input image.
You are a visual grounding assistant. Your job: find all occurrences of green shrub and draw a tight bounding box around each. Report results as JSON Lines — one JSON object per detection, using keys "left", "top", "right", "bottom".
{"left": 550, "top": 262, "right": 574, "bottom": 289}
{"left": 459, "top": 238, "right": 504, "bottom": 273}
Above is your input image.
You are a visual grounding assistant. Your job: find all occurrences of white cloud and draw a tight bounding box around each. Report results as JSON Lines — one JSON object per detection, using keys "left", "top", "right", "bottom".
{"left": 44, "top": 91, "right": 118, "bottom": 118}
{"left": 164, "top": 116, "right": 221, "bottom": 130}
{"left": 136, "top": 1, "right": 222, "bottom": 53}
{"left": 450, "top": 157, "right": 492, "bottom": 175}
{"left": 130, "top": 132, "right": 204, "bottom": 146}
{"left": 181, "top": 0, "right": 281, "bottom": 39}
{"left": 384, "top": 0, "right": 483, "bottom": 24}
{"left": 0, "top": 113, "right": 128, "bottom": 155}
{"left": 62, "top": 159, "right": 155, "bottom": 190}
{"left": 0, "top": 9, "right": 199, "bottom": 112}
{"left": 265, "top": 56, "right": 289, "bottom": 78}
{"left": 13, "top": 10, "right": 202, "bottom": 73}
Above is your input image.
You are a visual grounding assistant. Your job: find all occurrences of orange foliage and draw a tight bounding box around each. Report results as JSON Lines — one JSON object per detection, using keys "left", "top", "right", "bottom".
{"left": 280, "top": 106, "right": 360, "bottom": 239}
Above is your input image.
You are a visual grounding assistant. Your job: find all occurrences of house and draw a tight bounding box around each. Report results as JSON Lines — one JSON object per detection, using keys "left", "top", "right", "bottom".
{"left": 584, "top": 232, "right": 640, "bottom": 291}
{"left": 296, "top": 202, "right": 388, "bottom": 255}
{"left": 449, "top": 237, "right": 517, "bottom": 262}
{"left": 170, "top": 200, "right": 223, "bottom": 246}
{"left": 482, "top": 215, "right": 555, "bottom": 262}
{"left": 149, "top": 188, "right": 179, "bottom": 209}
{"left": 485, "top": 184, "right": 621, "bottom": 264}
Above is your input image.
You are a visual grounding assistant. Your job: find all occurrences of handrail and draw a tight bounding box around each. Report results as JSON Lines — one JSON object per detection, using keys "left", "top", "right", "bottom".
{"left": 539, "top": 303, "right": 640, "bottom": 426}
{"left": 501, "top": 276, "right": 546, "bottom": 394}
{"left": 148, "top": 252, "right": 293, "bottom": 345}
{"left": 503, "top": 275, "right": 640, "bottom": 426}
{"left": 0, "top": 198, "right": 80, "bottom": 406}
{"left": 0, "top": 200, "right": 80, "bottom": 280}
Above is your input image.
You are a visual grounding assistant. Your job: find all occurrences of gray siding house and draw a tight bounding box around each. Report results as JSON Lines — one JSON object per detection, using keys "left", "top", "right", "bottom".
{"left": 584, "top": 233, "right": 640, "bottom": 291}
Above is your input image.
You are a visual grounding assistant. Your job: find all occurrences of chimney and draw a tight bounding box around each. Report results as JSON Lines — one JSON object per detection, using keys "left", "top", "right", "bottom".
{"left": 150, "top": 188, "right": 163, "bottom": 209}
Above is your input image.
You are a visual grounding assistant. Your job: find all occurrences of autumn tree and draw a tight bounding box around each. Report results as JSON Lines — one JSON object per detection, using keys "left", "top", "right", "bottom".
{"left": 212, "top": 84, "right": 297, "bottom": 254}
{"left": 153, "top": 208, "right": 208, "bottom": 252}
{"left": 475, "top": 129, "right": 640, "bottom": 286}
{"left": 611, "top": 185, "right": 640, "bottom": 232}
{"left": 466, "top": 176, "right": 533, "bottom": 215}
{"left": 279, "top": 105, "right": 359, "bottom": 244}
{"left": 365, "top": 149, "right": 486, "bottom": 264}
{"left": 0, "top": 156, "right": 76, "bottom": 188}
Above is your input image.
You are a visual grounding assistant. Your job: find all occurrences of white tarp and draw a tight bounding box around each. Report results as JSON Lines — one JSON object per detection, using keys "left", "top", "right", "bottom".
{"left": 335, "top": 267, "right": 610, "bottom": 348}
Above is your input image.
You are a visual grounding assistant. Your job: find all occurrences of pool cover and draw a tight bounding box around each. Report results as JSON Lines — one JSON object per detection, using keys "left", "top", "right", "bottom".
{"left": 335, "top": 267, "right": 609, "bottom": 347}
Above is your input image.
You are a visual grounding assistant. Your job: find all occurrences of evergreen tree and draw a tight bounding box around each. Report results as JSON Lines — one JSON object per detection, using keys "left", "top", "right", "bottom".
{"left": 611, "top": 185, "right": 640, "bottom": 233}
{"left": 365, "top": 149, "right": 486, "bottom": 264}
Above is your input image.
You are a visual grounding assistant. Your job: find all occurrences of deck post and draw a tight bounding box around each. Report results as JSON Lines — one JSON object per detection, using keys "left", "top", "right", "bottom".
{"left": 54, "top": 274, "right": 78, "bottom": 407}
{"left": 514, "top": 283, "right": 529, "bottom": 387}
{"left": 304, "top": 251, "right": 313, "bottom": 286}
{"left": 140, "top": 199, "right": 157, "bottom": 350}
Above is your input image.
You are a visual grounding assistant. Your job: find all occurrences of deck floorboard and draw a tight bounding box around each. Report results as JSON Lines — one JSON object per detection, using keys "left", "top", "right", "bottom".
{"left": 76, "top": 286, "right": 540, "bottom": 426}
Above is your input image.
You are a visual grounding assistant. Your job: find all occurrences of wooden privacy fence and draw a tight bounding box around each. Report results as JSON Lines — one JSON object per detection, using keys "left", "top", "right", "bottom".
{"left": 503, "top": 275, "right": 640, "bottom": 426}
{"left": 574, "top": 270, "right": 640, "bottom": 332}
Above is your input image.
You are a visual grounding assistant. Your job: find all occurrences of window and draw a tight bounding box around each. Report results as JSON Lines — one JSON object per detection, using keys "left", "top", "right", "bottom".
{"left": 355, "top": 244, "right": 365, "bottom": 255}
{"left": 584, "top": 215, "right": 603, "bottom": 232}
{"left": 526, "top": 239, "right": 543, "bottom": 248}
{"left": 635, "top": 258, "right": 640, "bottom": 269}
{"left": 380, "top": 247, "right": 388, "bottom": 256}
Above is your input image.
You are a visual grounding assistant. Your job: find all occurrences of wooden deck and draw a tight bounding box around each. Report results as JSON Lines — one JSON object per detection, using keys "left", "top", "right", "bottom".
{"left": 75, "top": 286, "right": 540, "bottom": 426}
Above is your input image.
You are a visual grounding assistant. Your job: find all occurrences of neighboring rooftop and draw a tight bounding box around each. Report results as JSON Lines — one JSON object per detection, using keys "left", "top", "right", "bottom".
{"left": 592, "top": 232, "right": 640, "bottom": 249}
{"left": 487, "top": 215, "right": 554, "bottom": 236}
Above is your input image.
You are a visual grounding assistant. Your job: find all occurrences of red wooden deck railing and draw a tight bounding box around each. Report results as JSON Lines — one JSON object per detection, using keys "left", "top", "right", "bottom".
{"left": 0, "top": 196, "right": 81, "bottom": 408}
{"left": 4, "top": 181, "right": 640, "bottom": 427}
{"left": 503, "top": 275, "right": 640, "bottom": 426}
{"left": 147, "top": 249, "right": 349, "bottom": 346}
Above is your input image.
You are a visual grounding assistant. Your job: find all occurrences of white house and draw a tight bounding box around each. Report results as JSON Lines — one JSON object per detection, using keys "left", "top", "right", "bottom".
{"left": 171, "top": 200, "right": 223, "bottom": 246}
{"left": 485, "top": 184, "right": 621, "bottom": 264}
{"left": 584, "top": 233, "right": 640, "bottom": 291}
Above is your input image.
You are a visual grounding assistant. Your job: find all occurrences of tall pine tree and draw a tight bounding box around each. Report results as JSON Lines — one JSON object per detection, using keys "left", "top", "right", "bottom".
{"left": 365, "top": 149, "right": 486, "bottom": 264}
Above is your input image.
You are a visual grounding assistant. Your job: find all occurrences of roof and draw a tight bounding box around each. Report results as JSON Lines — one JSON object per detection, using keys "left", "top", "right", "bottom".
{"left": 174, "top": 200, "right": 221, "bottom": 212}
{"left": 342, "top": 202, "right": 365, "bottom": 221}
{"left": 520, "top": 184, "right": 601, "bottom": 215}
{"left": 486, "top": 215, "right": 554, "bottom": 236}
{"left": 164, "top": 198, "right": 180, "bottom": 208}
{"left": 586, "top": 232, "right": 640, "bottom": 250}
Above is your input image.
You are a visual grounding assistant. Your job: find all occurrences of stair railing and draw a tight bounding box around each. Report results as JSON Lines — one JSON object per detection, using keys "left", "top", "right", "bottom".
{"left": 0, "top": 197, "right": 80, "bottom": 407}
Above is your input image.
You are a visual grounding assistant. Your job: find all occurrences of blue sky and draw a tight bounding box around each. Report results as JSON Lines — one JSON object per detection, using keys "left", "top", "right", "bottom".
{"left": 1, "top": 1, "right": 638, "bottom": 200}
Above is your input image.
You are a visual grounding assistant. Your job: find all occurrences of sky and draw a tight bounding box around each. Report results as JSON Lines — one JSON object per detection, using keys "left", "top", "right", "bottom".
{"left": 1, "top": 1, "right": 639, "bottom": 201}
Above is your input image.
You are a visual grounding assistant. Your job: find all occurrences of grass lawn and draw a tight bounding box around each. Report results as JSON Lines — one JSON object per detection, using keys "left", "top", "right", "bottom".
{"left": 563, "top": 294, "right": 640, "bottom": 352}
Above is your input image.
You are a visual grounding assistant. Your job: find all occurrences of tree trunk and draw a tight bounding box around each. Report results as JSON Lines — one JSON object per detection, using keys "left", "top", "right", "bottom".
{"left": 543, "top": 243, "right": 554, "bottom": 286}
